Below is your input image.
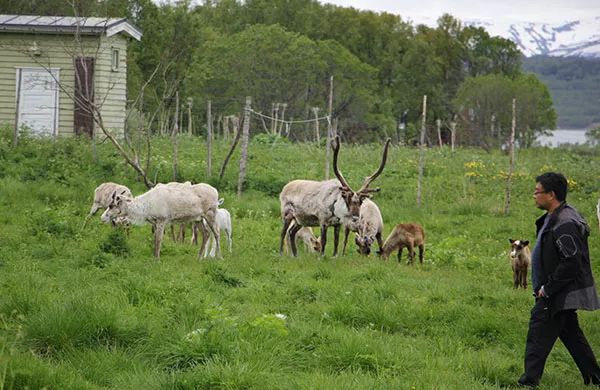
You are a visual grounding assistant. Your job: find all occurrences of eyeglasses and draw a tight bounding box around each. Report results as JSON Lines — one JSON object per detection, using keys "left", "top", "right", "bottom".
{"left": 533, "top": 190, "right": 549, "bottom": 196}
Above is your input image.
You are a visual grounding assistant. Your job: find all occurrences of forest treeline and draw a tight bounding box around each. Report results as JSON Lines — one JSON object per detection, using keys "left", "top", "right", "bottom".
{"left": 523, "top": 56, "right": 600, "bottom": 129}
{"left": 5, "top": 0, "right": 558, "bottom": 147}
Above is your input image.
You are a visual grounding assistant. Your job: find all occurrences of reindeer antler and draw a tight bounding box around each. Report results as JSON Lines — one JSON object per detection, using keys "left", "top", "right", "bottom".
{"left": 332, "top": 135, "right": 351, "bottom": 190}
{"left": 357, "top": 138, "right": 391, "bottom": 194}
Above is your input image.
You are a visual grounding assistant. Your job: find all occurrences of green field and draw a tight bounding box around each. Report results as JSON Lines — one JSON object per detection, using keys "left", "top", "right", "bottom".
{"left": 1, "top": 131, "right": 599, "bottom": 389}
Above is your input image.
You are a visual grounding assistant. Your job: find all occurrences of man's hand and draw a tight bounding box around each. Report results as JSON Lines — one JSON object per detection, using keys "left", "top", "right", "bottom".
{"left": 537, "top": 285, "right": 547, "bottom": 298}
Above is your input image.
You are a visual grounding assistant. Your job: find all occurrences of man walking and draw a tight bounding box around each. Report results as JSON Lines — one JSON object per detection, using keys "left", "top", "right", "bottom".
{"left": 519, "top": 172, "right": 600, "bottom": 387}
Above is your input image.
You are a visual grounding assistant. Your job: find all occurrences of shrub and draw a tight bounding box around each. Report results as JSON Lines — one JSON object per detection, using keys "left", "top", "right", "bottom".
{"left": 99, "top": 229, "right": 130, "bottom": 257}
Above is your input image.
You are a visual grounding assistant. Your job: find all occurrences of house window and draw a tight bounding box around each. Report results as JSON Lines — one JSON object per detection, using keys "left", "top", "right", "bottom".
{"left": 111, "top": 48, "right": 119, "bottom": 71}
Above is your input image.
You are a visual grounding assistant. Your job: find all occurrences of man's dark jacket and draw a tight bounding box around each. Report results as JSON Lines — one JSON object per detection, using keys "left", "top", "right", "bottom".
{"left": 536, "top": 202, "right": 600, "bottom": 316}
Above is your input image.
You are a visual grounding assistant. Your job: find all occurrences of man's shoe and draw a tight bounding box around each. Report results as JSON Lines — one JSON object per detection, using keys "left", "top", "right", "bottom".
{"left": 517, "top": 375, "right": 538, "bottom": 388}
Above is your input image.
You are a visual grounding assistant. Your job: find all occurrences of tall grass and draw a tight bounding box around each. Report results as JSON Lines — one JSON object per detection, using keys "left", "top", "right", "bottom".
{"left": 0, "top": 128, "right": 599, "bottom": 389}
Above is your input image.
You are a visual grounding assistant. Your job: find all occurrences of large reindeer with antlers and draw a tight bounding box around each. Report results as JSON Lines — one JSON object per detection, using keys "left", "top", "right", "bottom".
{"left": 279, "top": 136, "right": 391, "bottom": 257}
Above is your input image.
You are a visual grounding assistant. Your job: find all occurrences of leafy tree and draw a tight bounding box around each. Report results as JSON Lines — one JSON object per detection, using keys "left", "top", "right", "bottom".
{"left": 462, "top": 26, "right": 522, "bottom": 78}
{"left": 585, "top": 126, "right": 600, "bottom": 146}
{"left": 453, "top": 73, "right": 556, "bottom": 148}
{"left": 188, "top": 24, "right": 379, "bottom": 140}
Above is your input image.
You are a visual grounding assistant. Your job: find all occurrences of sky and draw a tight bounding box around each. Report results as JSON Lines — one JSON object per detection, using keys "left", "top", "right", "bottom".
{"left": 320, "top": 0, "right": 599, "bottom": 25}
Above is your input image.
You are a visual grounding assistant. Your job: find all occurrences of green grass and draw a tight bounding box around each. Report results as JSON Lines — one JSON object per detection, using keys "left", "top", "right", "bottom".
{"left": 0, "top": 129, "right": 599, "bottom": 389}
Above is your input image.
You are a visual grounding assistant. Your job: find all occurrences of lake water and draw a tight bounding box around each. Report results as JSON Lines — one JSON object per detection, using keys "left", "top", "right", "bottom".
{"left": 536, "top": 129, "right": 588, "bottom": 147}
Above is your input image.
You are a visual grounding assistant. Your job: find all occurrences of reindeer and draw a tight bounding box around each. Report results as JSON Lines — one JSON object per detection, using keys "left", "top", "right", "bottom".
{"left": 378, "top": 223, "right": 425, "bottom": 264}
{"left": 101, "top": 184, "right": 220, "bottom": 259}
{"left": 283, "top": 222, "right": 321, "bottom": 255}
{"left": 342, "top": 198, "right": 384, "bottom": 256}
{"left": 509, "top": 239, "right": 531, "bottom": 289}
{"left": 83, "top": 182, "right": 132, "bottom": 228}
{"left": 279, "top": 136, "right": 390, "bottom": 257}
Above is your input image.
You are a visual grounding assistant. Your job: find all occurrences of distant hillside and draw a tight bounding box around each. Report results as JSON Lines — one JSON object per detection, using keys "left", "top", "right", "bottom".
{"left": 522, "top": 56, "right": 600, "bottom": 129}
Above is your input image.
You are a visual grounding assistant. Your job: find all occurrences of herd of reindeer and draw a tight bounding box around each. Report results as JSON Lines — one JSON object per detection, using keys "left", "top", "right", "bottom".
{"left": 84, "top": 135, "right": 600, "bottom": 290}
{"left": 86, "top": 136, "right": 425, "bottom": 265}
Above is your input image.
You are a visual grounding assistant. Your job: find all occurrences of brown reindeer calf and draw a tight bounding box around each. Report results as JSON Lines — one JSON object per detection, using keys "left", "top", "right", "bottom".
{"left": 509, "top": 239, "right": 530, "bottom": 289}
{"left": 378, "top": 223, "right": 425, "bottom": 264}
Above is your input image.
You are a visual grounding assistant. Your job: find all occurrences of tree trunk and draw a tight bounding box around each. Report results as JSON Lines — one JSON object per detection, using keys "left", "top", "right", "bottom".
{"left": 436, "top": 118, "right": 442, "bottom": 148}
{"left": 172, "top": 91, "right": 180, "bottom": 181}
{"left": 504, "top": 98, "right": 517, "bottom": 216}
{"left": 219, "top": 116, "right": 241, "bottom": 181}
{"left": 13, "top": 68, "right": 22, "bottom": 147}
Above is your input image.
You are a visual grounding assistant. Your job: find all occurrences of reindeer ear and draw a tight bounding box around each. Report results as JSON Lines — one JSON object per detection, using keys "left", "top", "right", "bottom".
{"left": 509, "top": 239, "right": 514, "bottom": 244}
{"left": 523, "top": 240, "right": 530, "bottom": 246}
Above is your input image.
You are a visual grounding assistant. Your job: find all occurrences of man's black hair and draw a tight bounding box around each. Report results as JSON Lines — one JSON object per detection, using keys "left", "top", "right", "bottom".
{"left": 536, "top": 172, "right": 567, "bottom": 202}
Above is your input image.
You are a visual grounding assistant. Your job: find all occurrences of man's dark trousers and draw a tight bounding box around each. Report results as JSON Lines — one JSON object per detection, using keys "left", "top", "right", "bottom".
{"left": 520, "top": 298, "right": 600, "bottom": 386}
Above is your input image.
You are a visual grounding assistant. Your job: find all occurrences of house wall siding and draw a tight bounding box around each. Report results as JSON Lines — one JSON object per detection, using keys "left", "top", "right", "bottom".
{"left": 0, "top": 32, "right": 129, "bottom": 136}
{"left": 96, "top": 35, "right": 128, "bottom": 134}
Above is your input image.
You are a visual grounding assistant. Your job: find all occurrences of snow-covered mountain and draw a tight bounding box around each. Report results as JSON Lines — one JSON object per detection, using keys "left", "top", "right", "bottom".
{"left": 466, "top": 17, "right": 600, "bottom": 58}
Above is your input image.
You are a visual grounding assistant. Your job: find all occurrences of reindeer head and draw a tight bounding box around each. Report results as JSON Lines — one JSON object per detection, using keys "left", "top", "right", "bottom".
{"left": 331, "top": 135, "right": 390, "bottom": 222}
{"left": 310, "top": 236, "right": 322, "bottom": 253}
{"left": 101, "top": 190, "right": 133, "bottom": 225}
{"left": 355, "top": 235, "right": 374, "bottom": 256}
{"left": 509, "top": 239, "right": 530, "bottom": 258}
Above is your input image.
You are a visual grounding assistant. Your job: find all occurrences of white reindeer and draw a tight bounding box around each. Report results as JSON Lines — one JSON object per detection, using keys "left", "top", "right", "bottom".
{"left": 279, "top": 136, "right": 390, "bottom": 257}
{"left": 342, "top": 198, "right": 384, "bottom": 256}
{"left": 83, "top": 182, "right": 132, "bottom": 228}
{"left": 101, "top": 183, "right": 220, "bottom": 258}
{"left": 202, "top": 199, "right": 233, "bottom": 257}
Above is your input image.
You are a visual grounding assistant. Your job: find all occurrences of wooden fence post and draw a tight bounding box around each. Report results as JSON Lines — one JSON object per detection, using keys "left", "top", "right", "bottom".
{"left": 237, "top": 96, "right": 251, "bottom": 198}
{"left": 325, "top": 75, "right": 333, "bottom": 179}
{"left": 416, "top": 95, "right": 427, "bottom": 208}
{"left": 207, "top": 100, "right": 212, "bottom": 178}
{"left": 312, "top": 107, "right": 320, "bottom": 144}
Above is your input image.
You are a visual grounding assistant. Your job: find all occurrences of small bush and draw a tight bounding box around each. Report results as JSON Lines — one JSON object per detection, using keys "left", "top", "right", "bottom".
{"left": 99, "top": 229, "right": 130, "bottom": 257}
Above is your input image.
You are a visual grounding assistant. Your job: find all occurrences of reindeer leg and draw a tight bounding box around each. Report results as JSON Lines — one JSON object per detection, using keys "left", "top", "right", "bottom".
{"left": 279, "top": 214, "right": 294, "bottom": 256}
{"left": 342, "top": 226, "right": 350, "bottom": 256}
{"left": 178, "top": 223, "right": 185, "bottom": 243}
{"left": 320, "top": 224, "right": 328, "bottom": 257}
{"left": 397, "top": 246, "right": 403, "bottom": 263}
{"left": 419, "top": 244, "right": 424, "bottom": 264}
{"left": 191, "top": 222, "right": 199, "bottom": 245}
{"left": 227, "top": 227, "right": 233, "bottom": 252}
{"left": 154, "top": 223, "right": 165, "bottom": 259}
{"left": 332, "top": 224, "right": 340, "bottom": 257}
{"left": 199, "top": 221, "right": 210, "bottom": 258}
{"left": 376, "top": 232, "right": 384, "bottom": 254}
{"left": 207, "top": 221, "right": 221, "bottom": 259}
{"left": 289, "top": 223, "right": 302, "bottom": 257}
{"left": 408, "top": 245, "right": 415, "bottom": 265}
